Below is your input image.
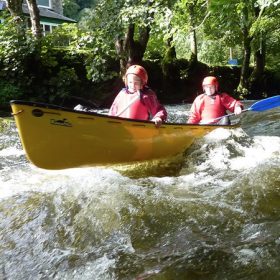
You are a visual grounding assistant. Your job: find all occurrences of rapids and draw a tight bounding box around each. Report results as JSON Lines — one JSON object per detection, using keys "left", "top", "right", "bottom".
{"left": 0, "top": 102, "right": 280, "bottom": 280}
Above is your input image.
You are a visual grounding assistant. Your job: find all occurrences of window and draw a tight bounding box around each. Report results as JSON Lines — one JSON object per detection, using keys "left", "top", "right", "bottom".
{"left": 44, "top": 24, "right": 50, "bottom": 33}
{"left": 41, "top": 23, "right": 58, "bottom": 36}
{"left": 37, "top": 0, "right": 51, "bottom": 8}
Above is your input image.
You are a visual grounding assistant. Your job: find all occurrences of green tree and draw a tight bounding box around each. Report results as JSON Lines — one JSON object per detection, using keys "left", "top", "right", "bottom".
{"left": 0, "top": 16, "right": 35, "bottom": 85}
{"left": 62, "top": 0, "right": 80, "bottom": 19}
{"left": 79, "top": 0, "right": 177, "bottom": 78}
{"left": 249, "top": 0, "right": 280, "bottom": 93}
{"left": 207, "top": 0, "right": 280, "bottom": 96}
{"left": 171, "top": 0, "right": 209, "bottom": 64}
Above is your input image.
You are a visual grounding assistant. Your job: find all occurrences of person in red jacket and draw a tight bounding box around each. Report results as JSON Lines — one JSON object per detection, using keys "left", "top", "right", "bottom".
{"left": 187, "top": 76, "right": 243, "bottom": 125}
{"left": 109, "top": 65, "right": 167, "bottom": 127}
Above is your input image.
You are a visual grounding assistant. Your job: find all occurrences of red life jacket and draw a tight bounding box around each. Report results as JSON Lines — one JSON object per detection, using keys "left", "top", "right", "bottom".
{"left": 200, "top": 94, "right": 227, "bottom": 121}
{"left": 188, "top": 93, "right": 242, "bottom": 124}
{"left": 109, "top": 88, "right": 167, "bottom": 121}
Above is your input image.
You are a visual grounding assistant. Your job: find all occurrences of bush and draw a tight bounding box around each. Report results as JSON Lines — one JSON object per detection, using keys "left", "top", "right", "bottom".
{"left": 0, "top": 80, "right": 22, "bottom": 104}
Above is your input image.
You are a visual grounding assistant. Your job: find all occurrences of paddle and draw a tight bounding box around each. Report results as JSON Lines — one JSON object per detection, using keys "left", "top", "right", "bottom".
{"left": 209, "top": 95, "right": 280, "bottom": 123}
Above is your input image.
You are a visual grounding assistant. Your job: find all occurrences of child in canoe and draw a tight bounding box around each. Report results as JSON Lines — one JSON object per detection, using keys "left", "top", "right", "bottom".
{"left": 187, "top": 76, "right": 243, "bottom": 125}
{"left": 109, "top": 65, "right": 167, "bottom": 127}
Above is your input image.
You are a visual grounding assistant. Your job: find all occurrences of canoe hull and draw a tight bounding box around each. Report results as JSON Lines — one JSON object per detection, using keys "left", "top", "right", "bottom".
{"left": 10, "top": 101, "right": 236, "bottom": 170}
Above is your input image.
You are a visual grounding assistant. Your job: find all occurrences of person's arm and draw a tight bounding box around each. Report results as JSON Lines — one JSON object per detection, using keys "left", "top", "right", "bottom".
{"left": 143, "top": 90, "right": 167, "bottom": 127}
{"left": 220, "top": 93, "right": 243, "bottom": 114}
{"left": 108, "top": 90, "right": 124, "bottom": 116}
{"left": 187, "top": 97, "right": 202, "bottom": 124}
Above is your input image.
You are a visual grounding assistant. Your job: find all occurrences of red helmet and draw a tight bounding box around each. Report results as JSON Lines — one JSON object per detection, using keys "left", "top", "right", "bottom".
{"left": 125, "top": 65, "right": 148, "bottom": 85}
{"left": 202, "top": 76, "right": 219, "bottom": 90}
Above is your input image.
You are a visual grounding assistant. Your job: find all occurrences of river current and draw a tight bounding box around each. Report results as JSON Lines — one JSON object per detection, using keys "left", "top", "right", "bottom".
{"left": 0, "top": 102, "right": 280, "bottom": 280}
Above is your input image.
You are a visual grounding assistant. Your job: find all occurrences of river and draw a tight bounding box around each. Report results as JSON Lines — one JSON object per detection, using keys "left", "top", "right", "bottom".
{"left": 0, "top": 102, "right": 280, "bottom": 280}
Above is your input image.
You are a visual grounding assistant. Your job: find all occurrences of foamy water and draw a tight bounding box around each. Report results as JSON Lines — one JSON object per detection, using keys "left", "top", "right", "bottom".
{"left": 1, "top": 103, "right": 280, "bottom": 280}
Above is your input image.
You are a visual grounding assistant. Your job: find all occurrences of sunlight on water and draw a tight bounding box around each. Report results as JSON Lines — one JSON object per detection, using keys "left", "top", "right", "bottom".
{"left": 194, "top": 127, "right": 280, "bottom": 171}
{"left": 0, "top": 146, "right": 24, "bottom": 157}
{"left": 0, "top": 166, "right": 126, "bottom": 198}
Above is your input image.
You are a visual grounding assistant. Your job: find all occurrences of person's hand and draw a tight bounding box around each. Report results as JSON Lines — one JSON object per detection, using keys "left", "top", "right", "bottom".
{"left": 234, "top": 106, "right": 242, "bottom": 115}
{"left": 152, "top": 117, "right": 162, "bottom": 128}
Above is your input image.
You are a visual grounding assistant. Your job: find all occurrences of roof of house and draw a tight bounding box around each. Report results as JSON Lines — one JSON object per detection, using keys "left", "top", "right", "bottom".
{"left": 22, "top": 4, "right": 76, "bottom": 23}
{"left": 0, "top": 1, "right": 76, "bottom": 23}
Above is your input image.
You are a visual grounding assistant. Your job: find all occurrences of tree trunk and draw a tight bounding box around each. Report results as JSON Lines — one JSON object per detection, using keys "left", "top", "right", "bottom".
{"left": 127, "top": 25, "right": 150, "bottom": 66}
{"left": 188, "top": 3, "right": 198, "bottom": 64}
{"left": 162, "top": 36, "right": 176, "bottom": 77}
{"left": 115, "top": 24, "right": 134, "bottom": 77}
{"left": 137, "top": 25, "right": 150, "bottom": 59}
{"left": 161, "top": 36, "right": 177, "bottom": 95}
{"left": 115, "top": 23, "right": 150, "bottom": 77}
{"left": 115, "top": 1, "right": 153, "bottom": 77}
{"left": 6, "top": 0, "right": 26, "bottom": 37}
{"left": 252, "top": 37, "right": 266, "bottom": 78}
{"left": 26, "top": 0, "right": 42, "bottom": 39}
{"left": 189, "top": 28, "right": 197, "bottom": 64}
{"left": 249, "top": 37, "right": 266, "bottom": 96}
{"left": 238, "top": 36, "right": 251, "bottom": 96}
{"left": 237, "top": 3, "right": 252, "bottom": 97}
{"left": 6, "top": 0, "right": 23, "bottom": 17}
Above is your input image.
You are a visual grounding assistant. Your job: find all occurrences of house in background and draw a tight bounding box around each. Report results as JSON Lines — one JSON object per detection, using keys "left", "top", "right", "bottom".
{"left": 0, "top": 0, "right": 5, "bottom": 23}
{"left": 0, "top": 0, "right": 76, "bottom": 35}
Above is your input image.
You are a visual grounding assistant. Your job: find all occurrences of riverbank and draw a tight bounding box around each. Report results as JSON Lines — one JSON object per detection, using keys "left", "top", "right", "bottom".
{"left": 1, "top": 60, "right": 280, "bottom": 113}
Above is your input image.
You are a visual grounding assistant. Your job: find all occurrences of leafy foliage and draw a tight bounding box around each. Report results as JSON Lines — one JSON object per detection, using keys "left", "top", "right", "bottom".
{"left": 62, "top": 0, "right": 80, "bottom": 19}
{"left": 1, "top": 0, "right": 280, "bottom": 102}
{"left": 0, "top": 17, "right": 36, "bottom": 85}
{"left": 0, "top": 19, "right": 92, "bottom": 103}
{"left": 0, "top": 79, "right": 22, "bottom": 104}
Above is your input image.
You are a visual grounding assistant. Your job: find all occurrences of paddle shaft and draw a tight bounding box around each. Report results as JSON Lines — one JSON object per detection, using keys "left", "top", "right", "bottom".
{"left": 210, "top": 108, "right": 249, "bottom": 122}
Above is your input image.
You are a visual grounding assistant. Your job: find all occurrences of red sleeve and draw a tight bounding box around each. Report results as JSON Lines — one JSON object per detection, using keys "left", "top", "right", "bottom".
{"left": 142, "top": 90, "right": 167, "bottom": 121}
{"left": 187, "top": 95, "right": 203, "bottom": 124}
{"left": 220, "top": 93, "right": 243, "bottom": 113}
{"left": 108, "top": 90, "right": 124, "bottom": 116}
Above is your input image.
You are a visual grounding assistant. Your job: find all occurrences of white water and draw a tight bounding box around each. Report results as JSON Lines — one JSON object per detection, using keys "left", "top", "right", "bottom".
{"left": 1, "top": 104, "right": 280, "bottom": 280}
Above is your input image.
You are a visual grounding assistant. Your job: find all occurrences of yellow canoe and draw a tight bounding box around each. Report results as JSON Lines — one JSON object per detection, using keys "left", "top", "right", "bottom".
{"left": 10, "top": 100, "right": 237, "bottom": 170}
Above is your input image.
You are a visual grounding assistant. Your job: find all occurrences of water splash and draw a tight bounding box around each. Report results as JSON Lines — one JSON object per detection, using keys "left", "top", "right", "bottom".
{"left": 1, "top": 104, "right": 280, "bottom": 279}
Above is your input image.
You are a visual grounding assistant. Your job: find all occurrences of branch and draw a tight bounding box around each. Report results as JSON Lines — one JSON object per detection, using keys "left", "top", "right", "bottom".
{"left": 191, "top": 11, "right": 211, "bottom": 31}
